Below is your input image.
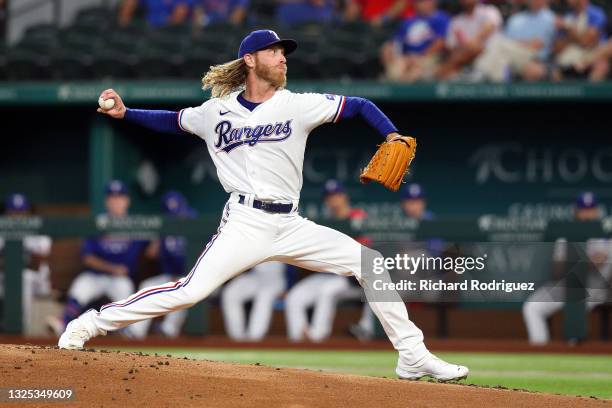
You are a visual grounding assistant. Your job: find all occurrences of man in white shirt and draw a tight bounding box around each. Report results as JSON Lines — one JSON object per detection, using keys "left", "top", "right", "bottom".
{"left": 437, "top": 0, "right": 502, "bottom": 79}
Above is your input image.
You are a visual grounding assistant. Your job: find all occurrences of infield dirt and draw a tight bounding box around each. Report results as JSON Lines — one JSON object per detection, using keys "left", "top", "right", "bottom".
{"left": 0, "top": 344, "right": 610, "bottom": 408}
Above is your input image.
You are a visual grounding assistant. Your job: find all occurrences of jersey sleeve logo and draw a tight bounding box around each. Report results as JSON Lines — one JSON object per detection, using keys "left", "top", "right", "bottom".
{"left": 214, "top": 119, "right": 294, "bottom": 153}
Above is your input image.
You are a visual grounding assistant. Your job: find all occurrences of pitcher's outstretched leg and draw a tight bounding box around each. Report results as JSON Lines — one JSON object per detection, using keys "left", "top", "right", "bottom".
{"left": 59, "top": 202, "right": 271, "bottom": 349}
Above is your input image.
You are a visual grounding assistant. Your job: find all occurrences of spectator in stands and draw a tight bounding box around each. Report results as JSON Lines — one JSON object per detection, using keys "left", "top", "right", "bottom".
{"left": 380, "top": 0, "right": 449, "bottom": 82}
{"left": 276, "top": 0, "right": 336, "bottom": 27}
{"left": 193, "top": 0, "right": 250, "bottom": 27}
{"left": 118, "top": 0, "right": 194, "bottom": 27}
{"left": 552, "top": 0, "right": 608, "bottom": 81}
{"left": 436, "top": 0, "right": 502, "bottom": 80}
{"left": 344, "top": 0, "right": 414, "bottom": 27}
{"left": 523, "top": 192, "right": 612, "bottom": 344}
{"left": 285, "top": 180, "right": 367, "bottom": 342}
{"left": 0, "top": 193, "right": 52, "bottom": 332}
{"left": 473, "top": 0, "right": 556, "bottom": 81}
{"left": 127, "top": 191, "right": 195, "bottom": 339}
{"left": 47, "top": 180, "right": 149, "bottom": 336}
{"left": 221, "top": 261, "right": 287, "bottom": 341}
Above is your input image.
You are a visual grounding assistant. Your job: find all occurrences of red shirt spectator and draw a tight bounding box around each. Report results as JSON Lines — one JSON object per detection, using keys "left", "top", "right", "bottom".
{"left": 345, "top": 0, "right": 414, "bottom": 25}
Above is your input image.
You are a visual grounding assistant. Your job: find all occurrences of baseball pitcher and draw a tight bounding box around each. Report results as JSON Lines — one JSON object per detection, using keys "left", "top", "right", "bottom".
{"left": 59, "top": 29, "right": 468, "bottom": 381}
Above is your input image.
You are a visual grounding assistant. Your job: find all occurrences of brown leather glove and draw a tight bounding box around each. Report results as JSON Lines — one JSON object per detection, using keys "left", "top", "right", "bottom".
{"left": 359, "top": 136, "right": 417, "bottom": 192}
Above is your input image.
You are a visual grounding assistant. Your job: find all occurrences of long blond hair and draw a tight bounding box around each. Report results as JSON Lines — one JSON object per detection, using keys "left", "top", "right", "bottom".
{"left": 201, "top": 58, "right": 248, "bottom": 98}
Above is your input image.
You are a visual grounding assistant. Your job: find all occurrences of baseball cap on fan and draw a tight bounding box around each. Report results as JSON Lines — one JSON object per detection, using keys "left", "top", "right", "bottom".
{"left": 5, "top": 193, "right": 30, "bottom": 212}
{"left": 162, "top": 191, "right": 197, "bottom": 218}
{"left": 238, "top": 30, "right": 297, "bottom": 58}
{"left": 575, "top": 191, "right": 598, "bottom": 209}
{"left": 105, "top": 180, "right": 129, "bottom": 196}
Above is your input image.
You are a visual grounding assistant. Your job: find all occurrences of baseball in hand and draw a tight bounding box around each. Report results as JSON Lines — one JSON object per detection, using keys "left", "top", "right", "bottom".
{"left": 98, "top": 97, "right": 115, "bottom": 110}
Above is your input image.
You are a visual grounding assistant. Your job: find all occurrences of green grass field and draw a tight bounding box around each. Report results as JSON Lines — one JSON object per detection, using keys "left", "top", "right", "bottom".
{"left": 113, "top": 347, "right": 612, "bottom": 400}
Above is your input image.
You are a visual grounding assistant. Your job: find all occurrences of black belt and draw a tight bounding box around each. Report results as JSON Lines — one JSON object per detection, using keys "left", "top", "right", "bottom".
{"left": 238, "top": 195, "right": 293, "bottom": 214}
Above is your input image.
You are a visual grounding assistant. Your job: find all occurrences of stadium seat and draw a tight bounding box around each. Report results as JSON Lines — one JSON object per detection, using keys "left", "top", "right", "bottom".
{"left": 326, "top": 31, "right": 367, "bottom": 54}
{"left": 370, "top": 22, "right": 398, "bottom": 45}
{"left": 180, "top": 54, "right": 218, "bottom": 79}
{"left": 289, "top": 22, "right": 326, "bottom": 37}
{"left": 103, "top": 30, "right": 146, "bottom": 54}
{"left": 0, "top": 53, "right": 7, "bottom": 79}
{"left": 17, "top": 24, "right": 59, "bottom": 54}
{"left": 287, "top": 32, "right": 320, "bottom": 55}
{"left": 51, "top": 53, "right": 92, "bottom": 80}
{"left": 318, "top": 51, "right": 353, "bottom": 80}
{"left": 22, "top": 23, "right": 59, "bottom": 40}
{"left": 146, "top": 27, "right": 192, "bottom": 57}
{"left": 89, "top": 51, "right": 136, "bottom": 79}
{"left": 199, "top": 22, "right": 236, "bottom": 37}
{"left": 69, "top": 8, "right": 114, "bottom": 41}
{"left": 191, "top": 36, "right": 234, "bottom": 58}
{"left": 287, "top": 54, "right": 321, "bottom": 79}
{"left": 5, "top": 50, "right": 52, "bottom": 80}
{"left": 58, "top": 29, "right": 102, "bottom": 55}
{"left": 67, "top": 20, "right": 108, "bottom": 39}
{"left": 137, "top": 51, "right": 183, "bottom": 79}
{"left": 336, "top": 21, "right": 370, "bottom": 36}
{"left": 351, "top": 49, "right": 383, "bottom": 79}
{"left": 74, "top": 6, "right": 114, "bottom": 24}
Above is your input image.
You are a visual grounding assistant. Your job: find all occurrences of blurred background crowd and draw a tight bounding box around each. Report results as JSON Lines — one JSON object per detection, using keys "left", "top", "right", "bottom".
{"left": 1, "top": 0, "right": 612, "bottom": 81}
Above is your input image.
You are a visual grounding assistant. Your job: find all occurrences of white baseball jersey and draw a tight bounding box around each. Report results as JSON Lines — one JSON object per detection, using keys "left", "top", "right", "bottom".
{"left": 178, "top": 90, "right": 346, "bottom": 202}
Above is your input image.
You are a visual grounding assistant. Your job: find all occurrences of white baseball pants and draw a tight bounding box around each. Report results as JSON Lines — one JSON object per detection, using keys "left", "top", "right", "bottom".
{"left": 83, "top": 194, "right": 429, "bottom": 363}
{"left": 128, "top": 274, "right": 188, "bottom": 339}
{"left": 285, "top": 274, "right": 361, "bottom": 342}
{"left": 221, "top": 261, "right": 286, "bottom": 341}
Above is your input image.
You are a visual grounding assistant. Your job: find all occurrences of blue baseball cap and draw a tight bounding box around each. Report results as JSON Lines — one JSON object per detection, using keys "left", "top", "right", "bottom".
{"left": 238, "top": 29, "right": 297, "bottom": 59}
{"left": 105, "top": 180, "right": 129, "bottom": 196}
{"left": 401, "top": 184, "right": 425, "bottom": 200}
{"left": 576, "top": 192, "right": 598, "bottom": 209}
{"left": 162, "top": 191, "right": 197, "bottom": 217}
{"left": 5, "top": 193, "right": 30, "bottom": 212}
{"left": 322, "top": 179, "right": 347, "bottom": 196}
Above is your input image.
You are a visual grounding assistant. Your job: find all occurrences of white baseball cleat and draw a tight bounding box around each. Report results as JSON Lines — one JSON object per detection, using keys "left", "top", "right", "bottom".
{"left": 396, "top": 354, "right": 469, "bottom": 382}
{"left": 58, "top": 318, "right": 91, "bottom": 350}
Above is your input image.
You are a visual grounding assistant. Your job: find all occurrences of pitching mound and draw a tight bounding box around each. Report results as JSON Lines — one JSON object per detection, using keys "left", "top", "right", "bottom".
{"left": 0, "top": 345, "right": 608, "bottom": 408}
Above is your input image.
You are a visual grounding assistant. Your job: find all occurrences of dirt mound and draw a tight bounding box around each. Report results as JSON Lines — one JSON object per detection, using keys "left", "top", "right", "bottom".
{"left": 0, "top": 344, "right": 608, "bottom": 408}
